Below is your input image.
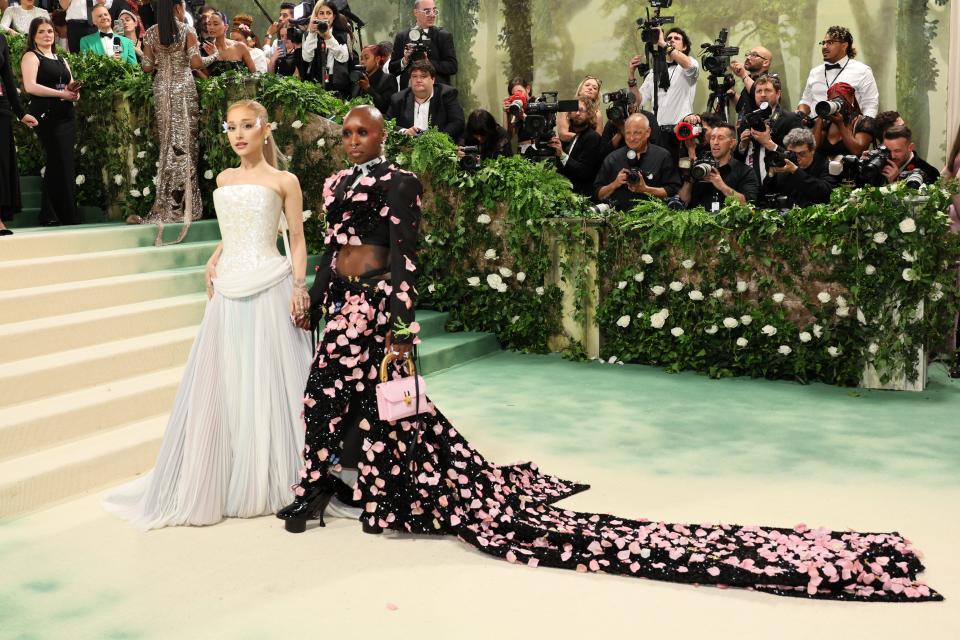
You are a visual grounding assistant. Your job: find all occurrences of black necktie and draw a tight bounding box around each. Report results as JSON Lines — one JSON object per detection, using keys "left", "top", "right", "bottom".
{"left": 824, "top": 63, "right": 841, "bottom": 70}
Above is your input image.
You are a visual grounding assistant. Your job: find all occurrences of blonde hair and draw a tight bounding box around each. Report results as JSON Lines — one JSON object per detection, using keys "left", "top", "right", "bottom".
{"left": 226, "top": 100, "right": 287, "bottom": 169}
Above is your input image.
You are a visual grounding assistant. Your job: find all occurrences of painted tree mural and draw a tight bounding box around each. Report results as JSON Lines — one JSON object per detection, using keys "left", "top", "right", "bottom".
{"left": 500, "top": 0, "right": 534, "bottom": 81}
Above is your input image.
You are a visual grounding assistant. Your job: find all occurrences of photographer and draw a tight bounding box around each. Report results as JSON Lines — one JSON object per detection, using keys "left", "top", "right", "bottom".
{"left": 269, "top": 25, "right": 308, "bottom": 79}
{"left": 548, "top": 98, "right": 603, "bottom": 198}
{"left": 601, "top": 56, "right": 660, "bottom": 156}
{"left": 679, "top": 124, "right": 757, "bottom": 210}
{"left": 811, "top": 81, "right": 876, "bottom": 158}
{"left": 302, "top": 2, "right": 351, "bottom": 97}
{"left": 676, "top": 111, "right": 723, "bottom": 167}
{"left": 594, "top": 113, "right": 680, "bottom": 211}
{"left": 877, "top": 125, "right": 939, "bottom": 186}
{"left": 798, "top": 26, "right": 879, "bottom": 118}
{"left": 460, "top": 109, "right": 512, "bottom": 161}
{"left": 351, "top": 43, "right": 396, "bottom": 113}
{"left": 729, "top": 45, "right": 772, "bottom": 121}
{"left": 735, "top": 74, "right": 801, "bottom": 182}
{"left": 389, "top": 0, "right": 457, "bottom": 90}
{"left": 387, "top": 59, "right": 464, "bottom": 141}
{"left": 762, "top": 127, "right": 838, "bottom": 207}
{"left": 502, "top": 76, "right": 533, "bottom": 149}
{"left": 635, "top": 27, "right": 699, "bottom": 128}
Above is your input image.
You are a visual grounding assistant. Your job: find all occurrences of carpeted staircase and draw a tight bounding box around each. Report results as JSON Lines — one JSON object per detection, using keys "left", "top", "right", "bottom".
{"left": 0, "top": 189, "right": 499, "bottom": 519}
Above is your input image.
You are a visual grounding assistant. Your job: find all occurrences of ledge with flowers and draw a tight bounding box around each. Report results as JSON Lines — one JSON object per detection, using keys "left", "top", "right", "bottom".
{"left": 11, "top": 38, "right": 959, "bottom": 390}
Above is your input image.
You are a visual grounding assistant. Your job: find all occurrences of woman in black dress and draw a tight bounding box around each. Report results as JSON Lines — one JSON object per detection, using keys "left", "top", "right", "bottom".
{"left": 0, "top": 32, "right": 38, "bottom": 236}
{"left": 812, "top": 81, "right": 877, "bottom": 158}
{"left": 20, "top": 16, "right": 79, "bottom": 227}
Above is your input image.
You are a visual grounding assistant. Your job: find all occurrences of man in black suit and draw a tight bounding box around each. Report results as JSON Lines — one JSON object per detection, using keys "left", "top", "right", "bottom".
{"left": 735, "top": 74, "right": 802, "bottom": 183}
{"left": 388, "top": 0, "right": 458, "bottom": 90}
{"left": 549, "top": 98, "right": 604, "bottom": 198}
{"left": 387, "top": 60, "right": 465, "bottom": 141}
{"left": 352, "top": 44, "right": 397, "bottom": 113}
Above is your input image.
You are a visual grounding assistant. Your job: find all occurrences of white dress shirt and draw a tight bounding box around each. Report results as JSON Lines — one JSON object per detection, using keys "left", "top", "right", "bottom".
{"left": 100, "top": 31, "right": 115, "bottom": 54}
{"left": 301, "top": 31, "right": 348, "bottom": 78}
{"left": 64, "top": 0, "right": 112, "bottom": 22}
{"left": 1, "top": 5, "right": 50, "bottom": 33}
{"left": 349, "top": 156, "right": 386, "bottom": 189}
{"left": 639, "top": 57, "right": 700, "bottom": 126}
{"left": 412, "top": 91, "right": 432, "bottom": 132}
{"left": 800, "top": 56, "right": 880, "bottom": 118}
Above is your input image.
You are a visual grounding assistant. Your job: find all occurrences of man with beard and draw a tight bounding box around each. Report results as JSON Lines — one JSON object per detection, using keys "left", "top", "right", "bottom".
{"left": 549, "top": 98, "right": 604, "bottom": 198}
{"left": 729, "top": 45, "right": 773, "bottom": 123}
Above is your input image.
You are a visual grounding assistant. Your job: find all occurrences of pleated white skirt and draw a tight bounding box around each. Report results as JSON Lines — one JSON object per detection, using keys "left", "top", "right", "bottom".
{"left": 103, "top": 276, "right": 313, "bottom": 530}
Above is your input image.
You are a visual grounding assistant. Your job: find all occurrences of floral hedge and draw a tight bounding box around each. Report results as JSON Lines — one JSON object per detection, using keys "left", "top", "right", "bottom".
{"left": 11, "top": 35, "right": 959, "bottom": 386}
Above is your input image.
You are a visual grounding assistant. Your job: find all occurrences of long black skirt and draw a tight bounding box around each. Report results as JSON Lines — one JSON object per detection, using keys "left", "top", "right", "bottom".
{"left": 0, "top": 114, "right": 20, "bottom": 222}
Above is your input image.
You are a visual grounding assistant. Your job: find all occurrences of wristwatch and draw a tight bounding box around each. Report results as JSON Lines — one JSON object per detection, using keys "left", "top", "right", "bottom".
{"left": 665, "top": 44, "right": 675, "bottom": 55}
{"left": 627, "top": 78, "right": 637, "bottom": 87}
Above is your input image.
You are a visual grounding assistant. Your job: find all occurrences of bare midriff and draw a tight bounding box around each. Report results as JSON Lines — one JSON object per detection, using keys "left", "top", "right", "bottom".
{"left": 335, "top": 244, "right": 390, "bottom": 277}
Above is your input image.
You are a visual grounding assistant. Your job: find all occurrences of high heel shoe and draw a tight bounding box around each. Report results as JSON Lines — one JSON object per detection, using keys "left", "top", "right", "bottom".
{"left": 276, "top": 483, "right": 336, "bottom": 533}
{"left": 362, "top": 518, "right": 383, "bottom": 535}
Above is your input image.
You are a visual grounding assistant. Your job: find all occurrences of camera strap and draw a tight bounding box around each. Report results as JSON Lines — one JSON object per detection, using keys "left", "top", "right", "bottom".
{"left": 823, "top": 58, "right": 850, "bottom": 90}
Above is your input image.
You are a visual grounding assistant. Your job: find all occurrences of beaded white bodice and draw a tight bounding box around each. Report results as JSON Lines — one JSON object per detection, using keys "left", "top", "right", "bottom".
{"left": 213, "top": 185, "right": 284, "bottom": 277}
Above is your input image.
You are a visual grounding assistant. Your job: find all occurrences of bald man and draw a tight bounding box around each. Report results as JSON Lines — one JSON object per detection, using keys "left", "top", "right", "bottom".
{"left": 730, "top": 45, "right": 773, "bottom": 122}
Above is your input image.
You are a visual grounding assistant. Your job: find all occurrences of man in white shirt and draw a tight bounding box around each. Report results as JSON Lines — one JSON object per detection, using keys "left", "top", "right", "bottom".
{"left": 797, "top": 26, "right": 879, "bottom": 118}
{"left": 635, "top": 27, "right": 700, "bottom": 127}
{"left": 59, "top": 0, "right": 111, "bottom": 53}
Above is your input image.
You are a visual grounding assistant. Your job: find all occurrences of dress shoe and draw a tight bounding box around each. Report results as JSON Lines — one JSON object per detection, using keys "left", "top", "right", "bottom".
{"left": 362, "top": 519, "right": 383, "bottom": 535}
{"left": 0, "top": 228, "right": 12, "bottom": 236}
{"left": 40, "top": 219, "right": 60, "bottom": 227}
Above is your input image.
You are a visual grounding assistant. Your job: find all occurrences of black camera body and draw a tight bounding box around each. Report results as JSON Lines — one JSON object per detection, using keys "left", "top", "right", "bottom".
{"left": 603, "top": 88, "right": 636, "bottom": 123}
{"left": 313, "top": 19, "right": 329, "bottom": 33}
{"left": 765, "top": 148, "right": 798, "bottom": 169}
{"left": 348, "top": 63, "right": 365, "bottom": 83}
{"left": 701, "top": 28, "right": 739, "bottom": 76}
{"left": 459, "top": 146, "right": 481, "bottom": 172}
{"left": 758, "top": 192, "right": 792, "bottom": 211}
{"left": 636, "top": 0, "right": 675, "bottom": 46}
{"left": 691, "top": 153, "right": 720, "bottom": 181}
{"left": 902, "top": 169, "right": 927, "bottom": 190}
{"left": 828, "top": 147, "right": 891, "bottom": 187}
{"left": 745, "top": 102, "right": 773, "bottom": 131}
{"left": 625, "top": 148, "right": 646, "bottom": 184}
{"left": 522, "top": 93, "right": 578, "bottom": 163}
{"left": 408, "top": 27, "right": 432, "bottom": 61}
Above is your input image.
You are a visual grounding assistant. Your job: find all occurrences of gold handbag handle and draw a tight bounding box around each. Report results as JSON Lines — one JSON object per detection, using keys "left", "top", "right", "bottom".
{"left": 380, "top": 352, "right": 417, "bottom": 383}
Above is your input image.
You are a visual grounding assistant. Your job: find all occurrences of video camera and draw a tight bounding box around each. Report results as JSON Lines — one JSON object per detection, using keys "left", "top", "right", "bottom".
{"left": 522, "top": 92, "right": 579, "bottom": 162}
{"left": 290, "top": 2, "right": 314, "bottom": 27}
{"left": 603, "top": 89, "right": 635, "bottom": 123}
{"left": 636, "top": 0, "right": 675, "bottom": 46}
{"left": 744, "top": 102, "right": 772, "bottom": 131}
{"left": 407, "top": 27, "right": 432, "bottom": 61}
{"left": 701, "top": 28, "right": 739, "bottom": 76}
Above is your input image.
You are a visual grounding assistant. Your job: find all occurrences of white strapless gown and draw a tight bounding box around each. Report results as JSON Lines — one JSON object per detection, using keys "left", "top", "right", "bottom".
{"left": 103, "top": 185, "right": 313, "bottom": 530}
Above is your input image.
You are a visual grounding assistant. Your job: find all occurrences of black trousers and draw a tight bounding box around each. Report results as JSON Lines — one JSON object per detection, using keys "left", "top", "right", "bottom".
{"left": 66, "top": 20, "right": 94, "bottom": 54}
{"left": 0, "top": 114, "right": 20, "bottom": 222}
{"left": 35, "top": 113, "right": 79, "bottom": 225}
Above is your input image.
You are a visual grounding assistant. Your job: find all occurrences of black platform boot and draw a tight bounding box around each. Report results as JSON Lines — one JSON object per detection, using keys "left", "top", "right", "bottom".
{"left": 276, "top": 479, "right": 336, "bottom": 533}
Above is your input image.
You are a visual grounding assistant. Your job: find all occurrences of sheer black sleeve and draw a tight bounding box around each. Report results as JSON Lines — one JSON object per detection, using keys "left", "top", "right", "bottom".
{"left": 0, "top": 36, "right": 25, "bottom": 120}
{"left": 385, "top": 172, "right": 423, "bottom": 344}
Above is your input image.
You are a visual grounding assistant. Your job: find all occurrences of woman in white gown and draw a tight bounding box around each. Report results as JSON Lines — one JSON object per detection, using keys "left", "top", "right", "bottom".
{"left": 104, "top": 100, "right": 313, "bottom": 530}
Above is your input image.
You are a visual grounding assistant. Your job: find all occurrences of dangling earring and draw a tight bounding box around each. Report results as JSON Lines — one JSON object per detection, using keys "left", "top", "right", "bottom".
{"left": 264, "top": 137, "right": 269, "bottom": 145}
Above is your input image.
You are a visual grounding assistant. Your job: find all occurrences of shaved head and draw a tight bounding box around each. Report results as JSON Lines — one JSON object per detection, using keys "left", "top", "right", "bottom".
{"left": 342, "top": 106, "right": 387, "bottom": 164}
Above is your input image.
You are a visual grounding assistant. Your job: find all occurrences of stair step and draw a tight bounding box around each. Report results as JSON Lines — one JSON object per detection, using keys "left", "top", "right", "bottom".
{"left": 5, "top": 206, "right": 107, "bottom": 229}
{"left": 0, "top": 241, "right": 219, "bottom": 291}
{"left": 0, "top": 293, "right": 208, "bottom": 364}
{"left": 0, "top": 220, "right": 222, "bottom": 261}
{"left": 19, "top": 175, "right": 41, "bottom": 192}
{"left": 0, "top": 367, "right": 182, "bottom": 462}
{"left": 418, "top": 331, "right": 500, "bottom": 375}
{"left": 0, "top": 414, "right": 167, "bottom": 518}
{"left": 0, "top": 326, "right": 198, "bottom": 409}
{"left": 414, "top": 309, "right": 449, "bottom": 338}
{"left": 0, "top": 266, "right": 207, "bottom": 324}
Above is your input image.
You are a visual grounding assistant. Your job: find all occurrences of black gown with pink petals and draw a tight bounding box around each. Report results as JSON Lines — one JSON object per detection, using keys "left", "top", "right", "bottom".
{"left": 297, "top": 162, "right": 941, "bottom": 603}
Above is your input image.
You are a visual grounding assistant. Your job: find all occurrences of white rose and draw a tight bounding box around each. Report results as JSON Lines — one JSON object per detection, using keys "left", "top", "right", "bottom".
{"left": 868, "top": 342, "right": 880, "bottom": 355}
{"left": 536, "top": 286, "right": 545, "bottom": 296}
{"left": 688, "top": 290, "right": 704, "bottom": 301}
{"left": 516, "top": 272, "right": 526, "bottom": 283}
{"left": 499, "top": 267, "right": 513, "bottom": 278}
{"left": 778, "top": 345, "right": 792, "bottom": 355}
{"left": 467, "top": 276, "right": 481, "bottom": 287}
{"left": 302, "top": 210, "right": 312, "bottom": 221}
{"left": 129, "top": 189, "right": 141, "bottom": 198}
{"left": 650, "top": 313, "right": 667, "bottom": 329}
{"left": 316, "top": 138, "right": 326, "bottom": 148}
{"left": 740, "top": 315, "right": 753, "bottom": 326}
{"left": 608, "top": 356, "right": 618, "bottom": 364}
{"left": 484, "top": 249, "right": 498, "bottom": 260}
{"left": 291, "top": 120, "right": 303, "bottom": 129}
{"left": 40, "top": 167, "right": 45, "bottom": 177}
{"left": 142, "top": 186, "right": 150, "bottom": 196}
{"left": 486, "top": 273, "right": 504, "bottom": 289}
{"left": 873, "top": 232, "right": 888, "bottom": 244}
{"left": 75, "top": 174, "right": 85, "bottom": 185}
{"left": 671, "top": 327, "right": 684, "bottom": 337}
{"left": 131, "top": 168, "right": 139, "bottom": 179}
{"left": 204, "top": 170, "right": 214, "bottom": 180}
{"left": 618, "top": 281, "right": 628, "bottom": 290}
{"left": 134, "top": 128, "right": 141, "bottom": 136}
{"left": 902, "top": 250, "right": 915, "bottom": 262}
{"left": 427, "top": 284, "right": 436, "bottom": 293}
{"left": 86, "top": 115, "right": 93, "bottom": 122}
{"left": 856, "top": 308, "right": 867, "bottom": 324}
{"left": 736, "top": 337, "right": 749, "bottom": 348}
{"left": 681, "top": 259, "right": 695, "bottom": 269}
{"left": 616, "top": 315, "right": 631, "bottom": 328}
{"left": 80, "top": 145, "right": 87, "bottom": 155}
{"left": 511, "top": 315, "right": 520, "bottom": 324}
{"left": 137, "top": 151, "right": 147, "bottom": 159}
{"left": 817, "top": 292, "right": 831, "bottom": 304}
{"left": 864, "top": 264, "right": 876, "bottom": 275}
{"left": 799, "top": 331, "right": 812, "bottom": 343}
{"left": 828, "top": 346, "right": 840, "bottom": 358}
{"left": 835, "top": 296, "right": 847, "bottom": 308}
{"left": 476, "top": 213, "right": 491, "bottom": 225}
{"left": 633, "top": 272, "right": 645, "bottom": 282}
{"left": 712, "top": 288, "right": 724, "bottom": 299}
{"left": 736, "top": 281, "right": 748, "bottom": 293}
{"left": 899, "top": 217, "right": 917, "bottom": 233}
{"left": 651, "top": 285, "right": 666, "bottom": 296}
{"left": 831, "top": 244, "right": 842, "bottom": 255}
{"left": 902, "top": 268, "right": 916, "bottom": 282}
{"left": 772, "top": 293, "right": 785, "bottom": 304}
{"left": 669, "top": 281, "right": 684, "bottom": 292}
{"left": 496, "top": 283, "right": 508, "bottom": 293}
{"left": 641, "top": 254, "right": 654, "bottom": 264}
{"left": 813, "top": 324, "right": 823, "bottom": 338}
{"left": 761, "top": 324, "right": 777, "bottom": 336}
{"left": 836, "top": 306, "right": 850, "bottom": 318}
{"left": 113, "top": 174, "right": 123, "bottom": 185}
{"left": 722, "top": 317, "right": 739, "bottom": 329}
{"left": 704, "top": 325, "right": 719, "bottom": 335}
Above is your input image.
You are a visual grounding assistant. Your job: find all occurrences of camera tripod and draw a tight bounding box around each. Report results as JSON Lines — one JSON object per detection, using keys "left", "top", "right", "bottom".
{"left": 705, "top": 73, "right": 735, "bottom": 123}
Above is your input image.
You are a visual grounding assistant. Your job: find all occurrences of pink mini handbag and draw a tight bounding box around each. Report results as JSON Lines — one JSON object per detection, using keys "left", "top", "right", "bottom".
{"left": 376, "top": 352, "right": 427, "bottom": 422}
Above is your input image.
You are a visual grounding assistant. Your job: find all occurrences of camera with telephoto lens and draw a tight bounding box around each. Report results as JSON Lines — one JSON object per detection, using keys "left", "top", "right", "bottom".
{"left": 902, "top": 169, "right": 927, "bottom": 190}
{"left": 504, "top": 90, "right": 527, "bottom": 123}
{"left": 691, "top": 153, "right": 720, "bottom": 181}
{"left": 745, "top": 102, "right": 773, "bottom": 131}
{"left": 459, "top": 146, "right": 482, "bottom": 172}
{"left": 827, "top": 147, "right": 890, "bottom": 187}
{"left": 701, "top": 28, "right": 739, "bottom": 76}
{"left": 675, "top": 121, "right": 703, "bottom": 142}
{"left": 815, "top": 97, "right": 848, "bottom": 119}
{"left": 603, "top": 88, "right": 636, "bottom": 123}
{"left": 407, "top": 27, "right": 431, "bottom": 60}
{"left": 636, "top": 0, "right": 674, "bottom": 45}
{"left": 765, "top": 148, "right": 798, "bottom": 169}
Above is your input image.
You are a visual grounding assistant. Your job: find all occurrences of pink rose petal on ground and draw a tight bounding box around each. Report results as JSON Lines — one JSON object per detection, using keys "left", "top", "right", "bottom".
{"left": 386, "top": 603, "right": 399, "bottom": 611}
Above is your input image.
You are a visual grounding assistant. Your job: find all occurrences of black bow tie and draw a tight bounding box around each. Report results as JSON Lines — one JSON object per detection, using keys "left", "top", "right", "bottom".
{"left": 824, "top": 63, "right": 841, "bottom": 70}
{"left": 100, "top": 32, "right": 114, "bottom": 38}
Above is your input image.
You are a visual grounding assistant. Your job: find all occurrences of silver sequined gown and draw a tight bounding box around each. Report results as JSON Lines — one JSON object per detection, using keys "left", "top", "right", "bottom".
{"left": 143, "top": 21, "right": 202, "bottom": 224}
{"left": 104, "top": 185, "right": 312, "bottom": 529}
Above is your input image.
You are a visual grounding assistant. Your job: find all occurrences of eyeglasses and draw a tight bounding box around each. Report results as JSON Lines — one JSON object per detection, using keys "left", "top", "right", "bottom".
{"left": 416, "top": 8, "right": 439, "bottom": 16}
{"left": 746, "top": 51, "right": 768, "bottom": 61}
{"left": 819, "top": 39, "right": 839, "bottom": 46}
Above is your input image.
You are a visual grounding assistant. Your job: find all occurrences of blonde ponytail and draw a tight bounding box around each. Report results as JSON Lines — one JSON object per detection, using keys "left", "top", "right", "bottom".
{"left": 226, "top": 99, "right": 288, "bottom": 169}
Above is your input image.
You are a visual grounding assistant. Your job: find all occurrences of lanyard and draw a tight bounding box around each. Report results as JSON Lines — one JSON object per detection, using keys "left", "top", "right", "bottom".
{"left": 824, "top": 58, "right": 850, "bottom": 90}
